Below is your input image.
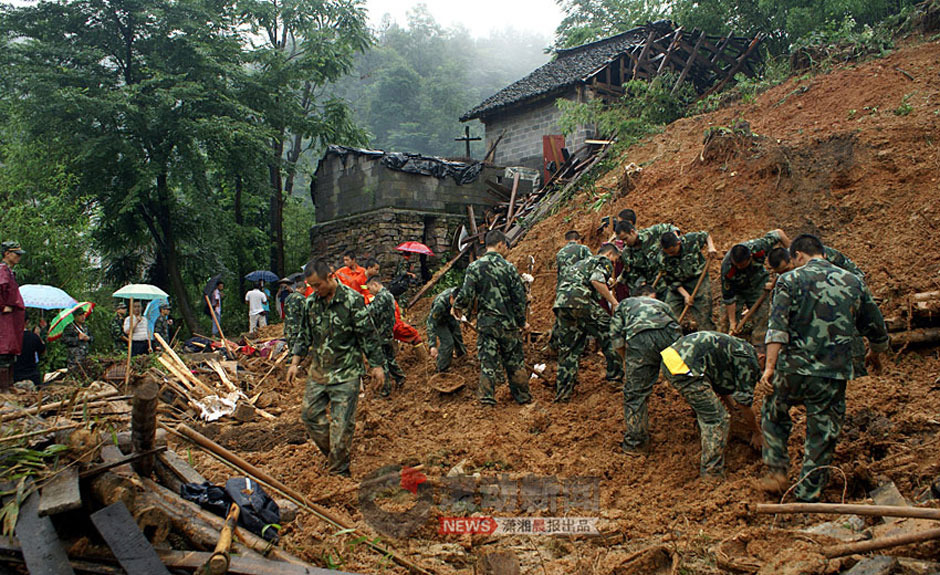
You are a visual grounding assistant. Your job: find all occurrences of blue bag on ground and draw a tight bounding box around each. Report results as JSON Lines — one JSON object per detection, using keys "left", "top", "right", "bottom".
{"left": 180, "top": 477, "right": 281, "bottom": 542}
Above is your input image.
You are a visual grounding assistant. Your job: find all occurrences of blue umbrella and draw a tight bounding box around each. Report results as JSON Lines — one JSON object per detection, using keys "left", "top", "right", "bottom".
{"left": 19, "top": 284, "right": 78, "bottom": 310}
{"left": 144, "top": 298, "right": 169, "bottom": 336}
{"left": 244, "top": 270, "right": 279, "bottom": 283}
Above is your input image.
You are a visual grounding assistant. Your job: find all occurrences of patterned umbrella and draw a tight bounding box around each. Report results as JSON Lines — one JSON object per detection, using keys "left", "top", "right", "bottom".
{"left": 47, "top": 301, "right": 95, "bottom": 341}
{"left": 19, "top": 284, "right": 78, "bottom": 310}
{"left": 396, "top": 241, "right": 434, "bottom": 256}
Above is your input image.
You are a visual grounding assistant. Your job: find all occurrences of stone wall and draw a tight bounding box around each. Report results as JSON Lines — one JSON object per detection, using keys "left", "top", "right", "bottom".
{"left": 313, "top": 152, "right": 500, "bottom": 223}
{"left": 481, "top": 87, "right": 596, "bottom": 171}
{"left": 309, "top": 208, "right": 467, "bottom": 281}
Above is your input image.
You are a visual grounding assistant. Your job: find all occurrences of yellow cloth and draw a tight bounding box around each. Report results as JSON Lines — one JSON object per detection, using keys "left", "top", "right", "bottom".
{"left": 661, "top": 346, "right": 691, "bottom": 376}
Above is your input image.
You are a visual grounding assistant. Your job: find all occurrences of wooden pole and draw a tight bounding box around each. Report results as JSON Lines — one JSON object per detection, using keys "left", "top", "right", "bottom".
{"left": 124, "top": 297, "right": 135, "bottom": 389}
{"left": 890, "top": 328, "right": 940, "bottom": 347}
{"left": 0, "top": 388, "right": 120, "bottom": 423}
{"left": 504, "top": 173, "right": 520, "bottom": 231}
{"left": 131, "top": 379, "right": 159, "bottom": 477}
{"left": 205, "top": 503, "right": 240, "bottom": 575}
{"left": 170, "top": 424, "right": 436, "bottom": 575}
{"left": 673, "top": 29, "right": 705, "bottom": 93}
{"left": 730, "top": 288, "right": 771, "bottom": 337}
{"left": 823, "top": 527, "right": 940, "bottom": 558}
{"left": 752, "top": 502, "right": 940, "bottom": 521}
{"left": 406, "top": 247, "right": 470, "bottom": 309}
{"left": 204, "top": 294, "right": 231, "bottom": 352}
{"left": 678, "top": 263, "right": 709, "bottom": 324}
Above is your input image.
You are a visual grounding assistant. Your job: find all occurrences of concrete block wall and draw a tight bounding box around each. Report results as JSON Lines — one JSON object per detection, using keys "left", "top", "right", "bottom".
{"left": 480, "top": 88, "right": 595, "bottom": 171}
{"left": 309, "top": 208, "right": 467, "bottom": 281}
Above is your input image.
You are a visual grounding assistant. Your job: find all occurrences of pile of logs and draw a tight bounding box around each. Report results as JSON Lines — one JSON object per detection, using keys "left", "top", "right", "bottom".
{"left": 887, "top": 291, "right": 940, "bottom": 348}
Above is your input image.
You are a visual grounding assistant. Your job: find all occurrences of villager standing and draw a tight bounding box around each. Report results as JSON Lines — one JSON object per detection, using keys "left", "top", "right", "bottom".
{"left": 286, "top": 259, "right": 385, "bottom": 476}
{"left": 660, "top": 230, "right": 718, "bottom": 330}
{"left": 552, "top": 243, "right": 624, "bottom": 402}
{"left": 62, "top": 308, "right": 92, "bottom": 369}
{"left": 210, "top": 281, "right": 224, "bottom": 336}
{"left": 245, "top": 282, "right": 268, "bottom": 334}
{"left": 452, "top": 230, "right": 532, "bottom": 406}
{"left": 610, "top": 289, "right": 682, "bottom": 454}
{"left": 660, "top": 331, "right": 762, "bottom": 478}
{"left": 14, "top": 314, "right": 45, "bottom": 387}
{"left": 759, "top": 234, "right": 889, "bottom": 502}
{"left": 426, "top": 287, "right": 466, "bottom": 373}
{"left": 0, "top": 241, "right": 26, "bottom": 392}
{"left": 124, "top": 301, "right": 150, "bottom": 356}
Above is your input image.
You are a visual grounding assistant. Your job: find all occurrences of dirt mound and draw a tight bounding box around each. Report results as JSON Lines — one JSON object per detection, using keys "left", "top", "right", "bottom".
{"left": 180, "top": 39, "right": 940, "bottom": 574}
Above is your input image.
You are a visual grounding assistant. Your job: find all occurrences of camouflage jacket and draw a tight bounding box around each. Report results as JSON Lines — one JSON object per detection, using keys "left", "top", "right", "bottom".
{"left": 662, "top": 231, "right": 709, "bottom": 290}
{"left": 619, "top": 223, "right": 678, "bottom": 285}
{"left": 283, "top": 291, "right": 306, "bottom": 352}
{"left": 720, "top": 230, "right": 784, "bottom": 304}
{"left": 665, "top": 331, "right": 759, "bottom": 406}
{"left": 110, "top": 313, "right": 126, "bottom": 345}
{"left": 292, "top": 282, "right": 385, "bottom": 384}
{"left": 766, "top": 258, "right": 888, "bottom": 380}
{"left": 453, "top": 251, "right": 527, "bottom": 330}
{"left": 367, "top": 287, "right": 397, "bottom": 344}
{"left": 427, "top": 287, "right": 459, "bottom": 344}
{"left": 153, "top": 315, "right": 170, "bottom": 342}
{"left": 554, "top": 255, "right": 613, "bottom": 310}
{"left": 62, "top": 323, "right": 91, "bottom": 355}
{"left": 610, "top": 296, "right": 680, "bottom": 350}
{"left": 825, "top": 246, "right": 864, "bottom": 279}
{"left": 555, "top": 242, "right": 591, "bottom": 283}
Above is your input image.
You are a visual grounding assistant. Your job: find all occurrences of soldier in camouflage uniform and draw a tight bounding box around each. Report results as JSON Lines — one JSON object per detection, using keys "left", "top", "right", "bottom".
{"left": 720, "top": 230, "right": 790, "bottom": 346}
{"left": 110, "top": 302, "right": 127, "bottom": 352}
{"left": 553, "top": 243, "right": 624, "bottom": 402}
{"left": 287, "top": 259, "right": 386, "bottom": 476}
{"left": 62, "top": 309, "right": 93, "bottom": 369}
{"left": 767, "top": 245, "right": 869, "bottom": 376}
{"left": 660, "top": 230, "right": 719, "bottom": 330}
{"left": 610, "top": 289, "right": 682, "bottom": 452}
{"left": 548, "top": 231, "right": 593, "bottom": 351}
{"left": 453, "top": 230, "right": 532, "bottom": 406}
{"left": 153, "top": 302, "right": 171, "bottom": 348}
{"left": 283, "top": 277, "right": 307, "bottom": 355}
{"left": 661, "top": 331, "right": 762, "bottom": 477}
{"left": 366, "top": 277, "right": 406, "bottom": 396}
{"left": 760, "top": 234, "right": 888, "bottom": 501}
{"left": 615, "top": 220, "right": 678, "bottom": 297}
{"left": 426, "top": 286, "right": 466, "bottom": 372}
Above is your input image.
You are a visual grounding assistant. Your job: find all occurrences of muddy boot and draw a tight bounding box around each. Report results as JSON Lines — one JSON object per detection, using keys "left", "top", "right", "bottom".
{"left": 757, "top": 470, "right": 789, "bottom": 494}
{"left": 508, "top": 370, "right": 532, "bottom": 405}
{"left": 478, "top": 375, "right": 497, "bottom": 406}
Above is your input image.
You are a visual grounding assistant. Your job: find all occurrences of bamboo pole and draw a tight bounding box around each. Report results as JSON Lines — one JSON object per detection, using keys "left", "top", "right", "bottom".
{"left": 168, "top": 423, "right": 436, "bottom": 575}
{"left": 0, "top": 388, "right": 120, "bottom": 423}
{"left": 752, "top": 502, "right": 940, "bottom": 521}
{"left": 823, "top": 527, "right": 940, "bottom": 558}
{"left": 124, "top": 297, "right": 136, "bottom": 389}
{"left": 205, "top": 294, "right": 232, "bottom": 352}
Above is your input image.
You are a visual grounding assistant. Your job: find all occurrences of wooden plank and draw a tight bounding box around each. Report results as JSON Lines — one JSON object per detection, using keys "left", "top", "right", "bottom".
{"left": 700, "top": 33, "right": 763, "bottom": 99}
{"left": 406, "top": 246, "right": 471, "bottom": 308}
{"left": 90, "top": 502, "right": 171, "bottom": 575}
{"left": 157, "top": 449, "right": 207, "bottom": 485}
{"left": 156, "top": 549, "right": 362, "bottom": 574}
{"left": 632, "top": 27, "right": 658, "bottom": 80}
{"left": 504, "top": 172, "right": 520, "bottom": 231}
{"left": 484, "top": 179, "right": 511, "bottom": 200}
{"left": 655, "top": 28, "right": 683, "bottom": 76}
{"left": 673, "top": 29, "right": 705, "bottom": 93}
{"left": 13, "top": 487, "right": 75, "bottom": 574}
{"left": 38, "top": 467, "right": 81, "bottom": 516}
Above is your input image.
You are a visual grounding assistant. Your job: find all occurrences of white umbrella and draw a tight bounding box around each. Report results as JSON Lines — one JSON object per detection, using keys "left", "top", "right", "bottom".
{"left": 112, "top": 284, "right": 170, "bottom": 300}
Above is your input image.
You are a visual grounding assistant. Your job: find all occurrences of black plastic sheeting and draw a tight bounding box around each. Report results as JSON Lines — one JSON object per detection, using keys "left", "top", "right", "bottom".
{"left": 325, "top": 145, "right": 484, "bottom": 185}
{"left": 181, "top": 477, "right": 282, "bottom": 542}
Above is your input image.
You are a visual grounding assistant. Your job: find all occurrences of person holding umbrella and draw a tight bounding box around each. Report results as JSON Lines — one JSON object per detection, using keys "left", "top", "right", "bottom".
{"left": 0, "top": 241, "right": 26, "bottom": 392}
{"left": 62, "top": 307, "right": 93, "bottom": 369}
{"left": 124, "top": 301, "right": 150, "bottom": 356}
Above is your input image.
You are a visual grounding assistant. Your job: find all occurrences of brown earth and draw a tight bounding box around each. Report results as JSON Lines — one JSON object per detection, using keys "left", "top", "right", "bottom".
{"left": 181, "top": 39, "right": 940, "bottom": 574}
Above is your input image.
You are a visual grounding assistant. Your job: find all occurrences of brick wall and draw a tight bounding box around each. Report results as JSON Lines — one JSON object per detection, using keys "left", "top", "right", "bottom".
{"left": 309, "top": 208, "right": 467, "bottom": 281}
{"left": 480, "top": 88, "right": 595, "bottom": 171}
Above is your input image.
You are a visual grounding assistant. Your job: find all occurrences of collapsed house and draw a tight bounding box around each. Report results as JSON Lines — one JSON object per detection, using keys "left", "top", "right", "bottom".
{"left": 461, "top": 21, "right": 763, "bottom": 173}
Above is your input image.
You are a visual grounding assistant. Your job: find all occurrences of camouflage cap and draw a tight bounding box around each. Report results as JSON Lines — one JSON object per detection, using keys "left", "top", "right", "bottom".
{"left": 1, "top": 241, "right": 26, "bottom": 255}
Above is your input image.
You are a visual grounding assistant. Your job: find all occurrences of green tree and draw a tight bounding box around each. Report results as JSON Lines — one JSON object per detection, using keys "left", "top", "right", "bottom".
{"left": 238, "top": 0, "right": 370, "bottom": 276}
{"left": 553, "top": 0, "right": 669, "bottom": 49}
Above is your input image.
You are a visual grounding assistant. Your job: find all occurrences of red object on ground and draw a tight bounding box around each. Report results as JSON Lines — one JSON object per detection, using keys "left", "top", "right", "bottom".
{"left": 396, "top": 241, "right": 434, "bottom": 257}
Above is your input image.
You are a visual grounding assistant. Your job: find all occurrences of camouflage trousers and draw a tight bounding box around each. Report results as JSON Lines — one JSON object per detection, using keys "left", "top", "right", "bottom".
{"left": 433, "top": 321, "right": 466, "bottom": 372}
{"left": 301, "top": 378, "right": 360, "bottom": 475}
{"left": 66, "top": 344, "right": 89, "bottom": 369}
{"left": 380, "top": 342, "right": 406, "bottom": 396}
{"left": 554, "top": 306, "right": 624, "bottom": 402}
{"left": 621, "top": 325, "right": 682, "bottom": 451}
{"left": 476, "top": 325, "right": 531, "bottom": 406}
{"left": 727, "top": 292, "right": 770, "bottom": 351}
{"left": 665, "top": 275, "right": 716, "bottom": 330}
{"left": 664, "top": 371, "right": 731, "bottom": 477}
{"left": 761, "top": 373, "right": 847, "bottom": 502}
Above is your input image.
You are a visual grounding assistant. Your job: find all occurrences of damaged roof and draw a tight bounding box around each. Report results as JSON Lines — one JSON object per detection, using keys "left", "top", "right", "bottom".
{"left": 460, "top": 25, "right": 653, "bottom": 122}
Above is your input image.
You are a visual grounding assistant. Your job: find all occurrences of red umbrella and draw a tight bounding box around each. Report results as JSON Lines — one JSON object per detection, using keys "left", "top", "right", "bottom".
{"left": 396, "top": 241, "right": 434, "bottom": 256}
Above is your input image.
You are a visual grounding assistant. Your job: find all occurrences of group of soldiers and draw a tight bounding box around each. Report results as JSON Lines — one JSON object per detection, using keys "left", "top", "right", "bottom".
{"left": 282, "top": 212, "right": 888, "bottom": 503}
